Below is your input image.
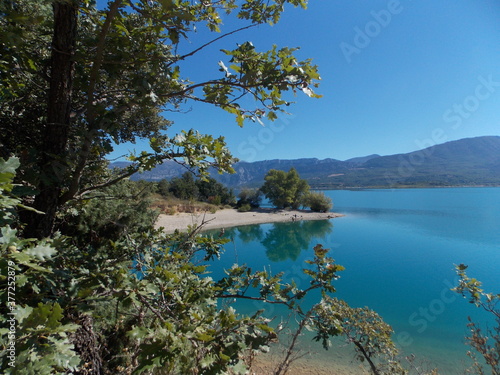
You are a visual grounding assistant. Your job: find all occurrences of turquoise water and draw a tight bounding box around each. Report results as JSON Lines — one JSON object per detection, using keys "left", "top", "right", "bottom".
{"left": 208, "top": 188, "right": 500, "bottom": 373}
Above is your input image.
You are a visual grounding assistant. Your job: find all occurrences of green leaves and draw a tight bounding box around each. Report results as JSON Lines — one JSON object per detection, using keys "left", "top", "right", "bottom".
{"left": 303, "top": 191, "right": 333, "bottom": 212}
{"left": 25, "top": 244, "right": 57, "bottom": 261}
{"left": 0, "top": 156, "right": 415, "bottom": 375}
{"left": 261, "top": 167, "right": 310, "bottom": 209}
{"left": 1, "top": 0, "right": 322, "bottom": 236}
{"left": 0, "top": 157, "right": 20, "bottom": 183}
{"left": 312, "top": 296, "right": 407, "bottom": 375}
{"left": 237, "top": 0, "right": 308, "bottom": 25}
{"left": 209, "top": 43, "right": 321, "bottom": 125}
{"left": 453, "top": 264, "right": 500, "bottom": 374}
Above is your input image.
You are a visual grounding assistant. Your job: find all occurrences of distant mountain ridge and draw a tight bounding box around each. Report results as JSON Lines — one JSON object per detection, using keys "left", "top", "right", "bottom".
{"left": 119, "top": 136, "right": 500, "bottom": 188}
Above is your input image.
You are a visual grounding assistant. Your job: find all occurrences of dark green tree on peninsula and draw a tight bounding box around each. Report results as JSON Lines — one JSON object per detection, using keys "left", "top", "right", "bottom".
{"left": 260, "top": 168, "right": 310, "bottom": 209}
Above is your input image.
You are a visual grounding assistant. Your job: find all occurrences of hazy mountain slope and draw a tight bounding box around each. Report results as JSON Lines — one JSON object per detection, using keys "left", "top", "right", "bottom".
{"left": 344, "top": 154, "right": 381, "bottom": 164}
{"left": 325, "top": 136, "right": 500, "bottom": 188}
{"left": 117, "top": 136, "right": 500, "bottom": 188}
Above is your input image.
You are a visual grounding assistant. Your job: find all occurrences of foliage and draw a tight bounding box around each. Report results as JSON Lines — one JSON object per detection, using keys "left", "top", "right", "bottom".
{"left": 260, "top": 168, "right": 309, "bottom": 209}
{"left": 166, "top": 173, "right": 235, "bottom": 205}
{"left": 0, "top": 158, "right": 81, "bottom": 374}
{"left": 237, "top": 188, "right": 262, "bottom": 209}
{"left": 303, "top": 191, "right": 333, "bottom": 212}
{"left": 168, "top": 172, "right": 200, "bottom": 201}
{"left": 0, "top": 157, "right": 23, "bottom": 226}
{"left": 2, "top": 0, "right": 474, "bottom": 373}
{"left": 197, "top": 177, "right": 236, "bottom": 206}
{"left": 60, "top": 178, "right": 159, "bottom": 247}
{"left": 156, "top": 179, "right": 171, "bottom": 198}
{"left": 454, "top": 264, "right": 500, "bottom": 375}
{"left": 313, "top": 296, "right": 407, "bottom": 375}
{"left": 0, "top": 0, "right": 321, "bottom": 237}
{"left": 237, "top": 203, "right": 252, "bottom": 212}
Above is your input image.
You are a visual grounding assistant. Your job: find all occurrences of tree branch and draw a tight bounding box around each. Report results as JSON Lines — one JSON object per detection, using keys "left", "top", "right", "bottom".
{"left": 169, "top": 24, "right": 257, "bottom": 66}
{"left": 87, "top": 0, "right": 122, "bottom": 118}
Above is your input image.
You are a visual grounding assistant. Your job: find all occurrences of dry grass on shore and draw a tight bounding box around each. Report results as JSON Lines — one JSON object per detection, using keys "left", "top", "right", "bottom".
{"left": 151, "top": 194, "right": 227, "bottom": 216}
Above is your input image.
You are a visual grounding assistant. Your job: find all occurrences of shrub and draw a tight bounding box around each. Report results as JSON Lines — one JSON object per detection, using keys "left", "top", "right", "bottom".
{"left": 304, "top": 192, "right": 333, "bottom": 212}
{"left": 237, "top": 203, "right": 252, "bottom": 212}
{"left": 237, "top": 188, "right": 262, "bottom": 208}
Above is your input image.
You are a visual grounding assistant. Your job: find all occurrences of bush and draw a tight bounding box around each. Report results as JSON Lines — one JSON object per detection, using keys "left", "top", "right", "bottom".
{"left": 237, "top": 203, "right": 252, "bottom": 212}
{"left": 237, "top": 188, "right": 262, "bottom": 208}
{"left": 60, "top": 179, "right": 158, "bottom": 247}
{"left": 304, "top": 192, "right": 333, "bottom": 212}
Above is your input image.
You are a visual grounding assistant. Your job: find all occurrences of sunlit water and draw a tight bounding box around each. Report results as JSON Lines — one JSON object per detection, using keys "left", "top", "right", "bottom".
{"left": 205, "top": 188, "right": 500, "bottom": 374}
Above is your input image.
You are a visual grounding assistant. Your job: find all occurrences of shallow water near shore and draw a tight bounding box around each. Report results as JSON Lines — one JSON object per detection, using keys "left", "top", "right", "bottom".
{"left": 206, "top": 187, "right": 500, "bottom": 374}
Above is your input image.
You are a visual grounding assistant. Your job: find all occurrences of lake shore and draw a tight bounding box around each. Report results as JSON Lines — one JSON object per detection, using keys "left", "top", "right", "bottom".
{"left": 155, "top": 208, "right": 343, "bottom": 234}
{"left": 155, "top": 208, "right": 361, "bottom": 374}
{"left": 249, "top": 354, "right": 367, "bottom": 375}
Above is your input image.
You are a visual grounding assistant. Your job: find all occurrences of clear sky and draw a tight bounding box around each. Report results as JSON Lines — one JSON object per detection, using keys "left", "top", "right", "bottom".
{"left": 109, "top": 0, "right": 500, "bottom": 162}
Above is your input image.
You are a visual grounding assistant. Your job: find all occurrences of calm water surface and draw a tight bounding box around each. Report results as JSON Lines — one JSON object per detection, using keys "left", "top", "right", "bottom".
{"left": 208, "top": 188, "right": 500, "bottom": 374}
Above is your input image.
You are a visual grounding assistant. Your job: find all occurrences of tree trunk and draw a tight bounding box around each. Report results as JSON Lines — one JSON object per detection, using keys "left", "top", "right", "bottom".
{"left": 25, "top": 1, "right": 77, "bottom": 238}
{"left": 68, "top": 313, "right": 103, "bottom": 375}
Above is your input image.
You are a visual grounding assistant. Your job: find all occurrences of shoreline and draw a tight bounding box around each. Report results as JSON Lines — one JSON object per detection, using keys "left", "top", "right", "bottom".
{"left": 155, "top": 208, "right": 352, "bottom": 374}
{"left": 155, "top": 208, "right": 343, "bottom": 234}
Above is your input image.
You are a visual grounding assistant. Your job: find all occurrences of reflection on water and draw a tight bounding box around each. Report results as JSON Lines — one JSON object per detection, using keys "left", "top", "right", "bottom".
{"left": 204, "top": 188, "right": 500, "bottom": 375}
{"left": 221, "top": 220, "right": 334, "bottom": 262}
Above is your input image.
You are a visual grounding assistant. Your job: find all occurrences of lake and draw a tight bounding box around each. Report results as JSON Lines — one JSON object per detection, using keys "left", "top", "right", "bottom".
{"left": 207, "top": 188, "right": 500, "bottom": 374}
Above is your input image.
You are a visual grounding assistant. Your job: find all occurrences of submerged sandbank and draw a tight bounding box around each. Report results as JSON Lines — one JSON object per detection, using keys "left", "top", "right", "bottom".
{"left": 155, "top": 208, "right": 343, "bottom": 234}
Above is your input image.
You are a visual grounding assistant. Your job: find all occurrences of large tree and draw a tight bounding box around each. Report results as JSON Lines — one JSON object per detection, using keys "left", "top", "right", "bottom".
{"left": 260, "top": 167, "right": 310, "bottom": 209}
{"left": 0, "top": 0, "right": 321, "bottom": 237}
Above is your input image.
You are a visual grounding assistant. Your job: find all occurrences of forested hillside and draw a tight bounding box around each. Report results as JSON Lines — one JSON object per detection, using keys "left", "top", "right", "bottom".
{"left": 125, "top": 136, "right": 500, "bottom": 188}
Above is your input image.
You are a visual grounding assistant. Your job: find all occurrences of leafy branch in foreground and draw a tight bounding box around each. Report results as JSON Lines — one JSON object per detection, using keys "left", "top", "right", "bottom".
{"left": 313, "top": 297, "right": 407, "bottom": 375}
{"left": 454, "top": 264, "right": 500, "bottom": 375}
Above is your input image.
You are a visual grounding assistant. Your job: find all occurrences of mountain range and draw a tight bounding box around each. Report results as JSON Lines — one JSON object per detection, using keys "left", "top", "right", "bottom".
{"left": 121, "top": 136, "right": 500, "bottom": 188}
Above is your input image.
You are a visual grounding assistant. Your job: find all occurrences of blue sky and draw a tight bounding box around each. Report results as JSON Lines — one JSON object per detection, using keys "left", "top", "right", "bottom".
{"left": 110, "top": 0, "right": 500, "bottom": 162}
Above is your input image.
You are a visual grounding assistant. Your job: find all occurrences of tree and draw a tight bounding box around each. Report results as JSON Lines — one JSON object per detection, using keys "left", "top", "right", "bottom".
{"left": 156, "top": 178, "right": 171, "bottom": 198}
{"left": 237, "top": 188, "right": 262, "bottom": 208}
{"left": 0, "top": 0, "right": 321, "bottom": 238}
{"left": 196, "top": 177, "right": 235, "bottom": 206}
{"left": 169, "top": 172, "right": 199, "bottom": 201}
{"left": 1, "top": 2, "right": 443, "bottom": 374}
{"left": 260, "top": 168, "right": 310, "bottom": 209}
{"left": 303, "top": 191, "right": 333, "bottom": 212}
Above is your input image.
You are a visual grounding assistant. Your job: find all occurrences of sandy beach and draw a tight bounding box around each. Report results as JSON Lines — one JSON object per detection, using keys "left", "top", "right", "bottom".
{"left": 155, "top": 208, "right": 343, "bottom": 233}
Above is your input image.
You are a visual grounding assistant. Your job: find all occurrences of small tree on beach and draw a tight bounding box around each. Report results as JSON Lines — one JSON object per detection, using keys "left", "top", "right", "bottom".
{"left": 303, "top": 191, "right": 333, "bottom": 212}
{"left": 260, "top": 168, "right": 310, "bottom": 209}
